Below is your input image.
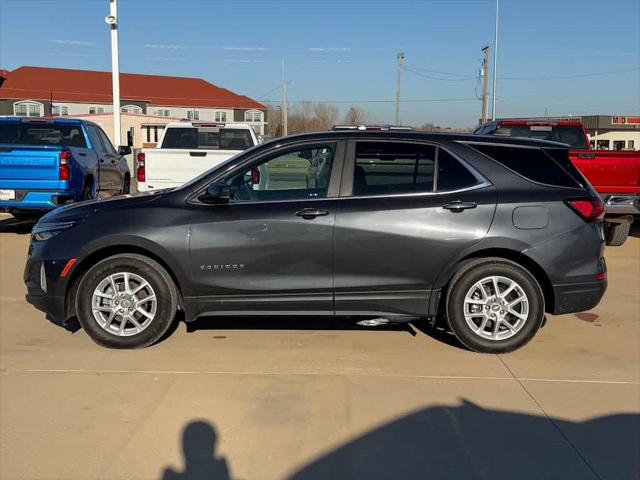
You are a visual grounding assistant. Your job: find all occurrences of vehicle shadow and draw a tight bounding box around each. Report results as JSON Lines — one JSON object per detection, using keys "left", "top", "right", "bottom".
{"left": 630, "top": 220, "right": 640, "bottom": 239}
{"left": 163, "top": 402, "right": 639, "bottom": 480}
{"left": 0, "top": 215, "right": 37, "bottom": 234}
{"left": 186, "top": 315, "right": 417, "bottom": 335}
{"left": 185, "top": 315, "right": 470, "bottom": 350}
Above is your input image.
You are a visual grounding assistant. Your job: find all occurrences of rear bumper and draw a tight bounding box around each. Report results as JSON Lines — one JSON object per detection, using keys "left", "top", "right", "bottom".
{"left": 602, "top": 194, "right": 640, "bottom": 216}
{"left": 0, "top": 190, "right": 73, "bottom": 211}
{"left": 551, "top": 278, "right": 607, "bottom": 315}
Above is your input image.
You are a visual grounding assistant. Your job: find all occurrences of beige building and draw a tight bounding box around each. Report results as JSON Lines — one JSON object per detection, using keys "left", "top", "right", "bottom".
{"left": 581, "top": 116, "right": 640, "bottom": 151}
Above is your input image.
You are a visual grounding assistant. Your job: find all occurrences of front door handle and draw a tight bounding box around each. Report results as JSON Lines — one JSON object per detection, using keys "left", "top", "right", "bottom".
{"left": 296, "top": 208, "right": 329, "bottom": 219}
{"left": 443, "top": 201, "right": 477, "bottom": 212}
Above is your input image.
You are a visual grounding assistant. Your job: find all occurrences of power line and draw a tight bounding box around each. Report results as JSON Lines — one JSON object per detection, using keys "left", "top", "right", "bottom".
{"left": 257, "top": 84, "right": 282, "bottom": 99}
{"left": 403, "top": 66, "right": 473, "bottom": 82}
{"left": 261, "top": 97, "right": 479, "bottom": 104}
{"left": 404, "top": 64, "right": 475, "bottom": 79}
{"left": 500, "top": 67, "right": 640, "bottom": 80}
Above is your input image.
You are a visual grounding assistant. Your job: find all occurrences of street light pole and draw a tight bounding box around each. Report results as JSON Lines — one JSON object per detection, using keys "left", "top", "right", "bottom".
{"left": 395, "top": 52, "right": 405, "bottom": 125}
{"left": 106, "top": 0, "right": 121, "bottom": 146}
{"left": 491, "top": 0, "right": 499, "bottom": 120}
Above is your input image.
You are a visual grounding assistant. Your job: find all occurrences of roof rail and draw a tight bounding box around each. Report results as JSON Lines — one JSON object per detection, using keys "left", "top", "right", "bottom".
{"left": 331, "top": 124, "right": 414, "bottom": 131}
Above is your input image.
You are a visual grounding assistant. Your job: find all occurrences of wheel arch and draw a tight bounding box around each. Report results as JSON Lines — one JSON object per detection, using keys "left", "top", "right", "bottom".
{"left": 438, "top": 248, "right": 555, "bottom": 315}
{"left": 64, "top": 244, "right": 187, "bottom": 320}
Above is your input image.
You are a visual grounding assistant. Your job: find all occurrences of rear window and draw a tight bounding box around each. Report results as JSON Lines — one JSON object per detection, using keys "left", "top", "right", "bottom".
{"left": 0, "top": 124, "right": 87, "bottom": 148}
{"left": 353, "top": 142, "right": 482, "bottom": 196}
{"left": 161, "top": 127, "right": 253, "bottom": 150}
{"left": 494, "top": 125, "right": 589, "bottom": 149}
{"left": 468, "top": 143, "right": 582, "bottom": 188}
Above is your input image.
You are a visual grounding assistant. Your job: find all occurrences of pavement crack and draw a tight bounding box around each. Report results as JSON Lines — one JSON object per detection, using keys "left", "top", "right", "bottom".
{"left": 497, "top": 354, "right": 604, "bottom": 480}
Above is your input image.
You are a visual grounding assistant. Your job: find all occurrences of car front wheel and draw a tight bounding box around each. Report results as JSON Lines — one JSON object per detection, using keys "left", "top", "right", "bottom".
{"left": 75, "top": 254, "right": 178, "bottom": 348}
{"left": 445, "top": 258, "right": 545, "bottom": 353}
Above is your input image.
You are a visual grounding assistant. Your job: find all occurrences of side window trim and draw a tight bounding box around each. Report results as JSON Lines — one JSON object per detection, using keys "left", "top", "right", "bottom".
{"left": 188, "top": 139, "right": 346, "bottom": 206}
{"left": 340, "top": 139, "right": 488, "bottom": 199}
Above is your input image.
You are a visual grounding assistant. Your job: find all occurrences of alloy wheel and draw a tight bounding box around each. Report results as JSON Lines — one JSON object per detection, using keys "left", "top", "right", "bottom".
{"left": 91, "top": 272, "right": 157, "bottom": 336}
{"left": 463, "top": 275, "right": 529, "bottom": 341}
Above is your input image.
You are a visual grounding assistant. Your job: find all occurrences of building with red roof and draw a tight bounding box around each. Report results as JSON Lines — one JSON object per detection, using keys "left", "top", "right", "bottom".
{"left": 0, "top": 66, "right": 267, "bottom": 134}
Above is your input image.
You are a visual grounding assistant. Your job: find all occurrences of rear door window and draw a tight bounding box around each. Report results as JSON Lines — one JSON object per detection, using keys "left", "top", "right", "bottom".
{"left": 0, "top": 124, "right": 87, "bottom": 148}
{"left": 353, "top": 142, "right": 436, "bottom": 196}
{"left": 467, "top": 143, "right": 582, "bottom": 188}
{"left": 352, "top": 142, "right": 482, "bottom": 196}
{"left": 161, "top": 127, "right": 253, "bottom": 150}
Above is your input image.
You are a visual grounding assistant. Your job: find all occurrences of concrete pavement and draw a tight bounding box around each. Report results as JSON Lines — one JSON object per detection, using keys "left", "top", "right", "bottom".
{"left": 1, "top": 214, "right": 638, "bottom": 479}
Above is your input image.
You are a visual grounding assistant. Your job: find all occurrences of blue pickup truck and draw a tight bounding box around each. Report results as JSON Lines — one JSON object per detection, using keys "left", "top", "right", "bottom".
{"left": 0, "top": 117, "right": 131, "bottom": 219}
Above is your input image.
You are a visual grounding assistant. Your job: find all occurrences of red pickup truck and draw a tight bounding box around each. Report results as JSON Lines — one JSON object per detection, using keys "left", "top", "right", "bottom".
{"left": 475, "top": 120, "right": 640, "bottom": 246}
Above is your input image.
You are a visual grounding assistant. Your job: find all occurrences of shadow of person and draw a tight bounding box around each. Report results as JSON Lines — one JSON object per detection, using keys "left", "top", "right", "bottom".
{"left": 162, "top": 421, "right": 230, "bottom": 480}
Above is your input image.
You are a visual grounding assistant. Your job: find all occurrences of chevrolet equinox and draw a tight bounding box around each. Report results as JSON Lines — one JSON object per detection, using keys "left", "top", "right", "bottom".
{"left": 24, "top": 129, "right": 607, "bottom": 352}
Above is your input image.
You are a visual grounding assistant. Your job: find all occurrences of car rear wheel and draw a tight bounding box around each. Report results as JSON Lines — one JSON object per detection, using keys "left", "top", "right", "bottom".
{"left": 76, "top": 254, "right": 178, "bottom": 348}
{"left": 446, "top": 258, "right": 545, "bottom": 353}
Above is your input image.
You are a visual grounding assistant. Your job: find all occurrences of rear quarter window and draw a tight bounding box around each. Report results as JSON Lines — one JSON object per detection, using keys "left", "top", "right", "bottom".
{"left": 467, "top": 143, "right": 582, "bottom": 188}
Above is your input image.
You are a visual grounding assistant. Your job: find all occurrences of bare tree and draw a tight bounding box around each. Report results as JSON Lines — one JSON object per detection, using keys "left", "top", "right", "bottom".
{"left": 342, "top": 105, "right": 371, "bottom": 125}
{"left": 288, "top": 102, "right": 340, "bottom": 134}
{"left": 265, "top": 105, "right": 282, "bottom": 137}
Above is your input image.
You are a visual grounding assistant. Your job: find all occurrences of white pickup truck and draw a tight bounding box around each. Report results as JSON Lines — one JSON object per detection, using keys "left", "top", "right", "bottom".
{"left": 136, "top": 122, "right": 258, "bottom": 192}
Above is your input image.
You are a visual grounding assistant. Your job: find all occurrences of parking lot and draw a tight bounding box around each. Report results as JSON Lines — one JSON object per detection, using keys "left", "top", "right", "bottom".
{"left": 0, "top": 213, "right": 638, "bottom": 479}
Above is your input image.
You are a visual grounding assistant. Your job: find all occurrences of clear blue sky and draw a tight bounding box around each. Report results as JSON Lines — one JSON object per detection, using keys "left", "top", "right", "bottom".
{"left": 0, "top": 0, "right": 638, "bottom": 127}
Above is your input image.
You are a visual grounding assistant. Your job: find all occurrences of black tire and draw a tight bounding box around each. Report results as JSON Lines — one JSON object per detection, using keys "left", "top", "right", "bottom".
{"left": 445, "top": 258, "right": 545, "bottom": 354}
{"left": 122, "top": 175, "right": 131, "bottom": 195}
{"left": 83, "top": 180, "right": 94, "bottom": 201}
{"left": 11, "top": 210, "right": 42, "bottom": 221}
{"left": 75, "top": 254, "right": 178, "bottom": 348}
{"left": 604, "top": 221, "right": 629, "bottom": 247}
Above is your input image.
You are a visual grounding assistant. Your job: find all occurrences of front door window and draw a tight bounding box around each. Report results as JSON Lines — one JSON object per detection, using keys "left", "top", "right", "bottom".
{"left": 225, "top": 145, "right": 335, "bottom": 202}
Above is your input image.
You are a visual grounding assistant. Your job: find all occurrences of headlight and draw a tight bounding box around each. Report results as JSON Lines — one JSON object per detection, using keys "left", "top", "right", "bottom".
{"left": 32, "top": 220, "right": 80, "bottom": 241}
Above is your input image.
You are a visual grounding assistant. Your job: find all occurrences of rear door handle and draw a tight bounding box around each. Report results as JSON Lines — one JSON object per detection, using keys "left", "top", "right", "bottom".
{"left": 296, "top": 208, "right": 329, "bottom": 219}
{"left": 577, "top": 153, "right": 596, "bottom": 160}
{"left": 443, "top": 201, "right": 477, "bottom": 212}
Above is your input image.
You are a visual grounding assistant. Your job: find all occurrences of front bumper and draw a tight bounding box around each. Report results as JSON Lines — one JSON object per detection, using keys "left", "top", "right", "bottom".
{"left": 602, "top": 195, "right": 640, "bottom": 216}
{"left": 24, "top": 248, "right": 75, "bottom": 324}
{"left": 0, "top": 190, "right": 74, "bottom": 211}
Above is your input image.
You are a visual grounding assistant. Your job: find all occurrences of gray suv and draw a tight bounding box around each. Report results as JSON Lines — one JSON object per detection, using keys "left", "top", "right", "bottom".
{"left": 25, "top": 129, "right": 607, "bottom": 353}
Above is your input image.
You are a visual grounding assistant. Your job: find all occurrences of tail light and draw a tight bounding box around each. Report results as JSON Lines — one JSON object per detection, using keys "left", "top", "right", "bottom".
{"left": 59, "top": 150, "right": 71, "bottom": 180}
{"left": 137, "top": 152, "right": 146, "bottom": 182}
{"left": 565, "top": 198, "right": 605, "bottom": 222}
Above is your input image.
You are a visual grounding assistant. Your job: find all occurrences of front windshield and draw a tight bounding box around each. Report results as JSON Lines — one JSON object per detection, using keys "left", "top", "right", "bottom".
{"left": 177, "top": 141, "right": 269, "bottom": 191}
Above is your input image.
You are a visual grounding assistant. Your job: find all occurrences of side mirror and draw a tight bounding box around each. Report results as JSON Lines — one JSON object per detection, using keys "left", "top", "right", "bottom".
{"left": 199, "top": 182, "right": 230, "bottom": 204}
{"left": 118, "top": 145, "right": 132, "bottom": 156}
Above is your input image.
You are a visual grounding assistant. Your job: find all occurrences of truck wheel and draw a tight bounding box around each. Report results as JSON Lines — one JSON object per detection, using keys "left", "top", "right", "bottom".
{"left": 604, "top": 221, "right": 630, "bottom": 247}
{"left": 445, "top": 258, "right": 545, "bottom": 353}
{"left": 75, "top": 254, "right": 178, "bottom": 348}
{"left": 83, "top": 181, "right": 94, "bottom": 201}
{"left": 11, "top": 211, "right": 42, "bottom": 221}
{"left": 122, "top": 176, "right": 131, "bottom": 195}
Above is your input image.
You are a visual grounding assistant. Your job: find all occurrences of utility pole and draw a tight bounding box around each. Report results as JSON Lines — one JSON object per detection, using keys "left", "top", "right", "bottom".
{"left": 481, "top": 45, "right": 490, "bottom": 124}
{"left": 282, "top": 59, "right": 288, "bottom": 136}
{"left": 395, "top": 52, "right": 405, "bottom": 125}
{"left": 491, "top": 0, "right": 499, "bottom": 120}
{"left": 106, "top": 0, "right": 121, "bottom": 146}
